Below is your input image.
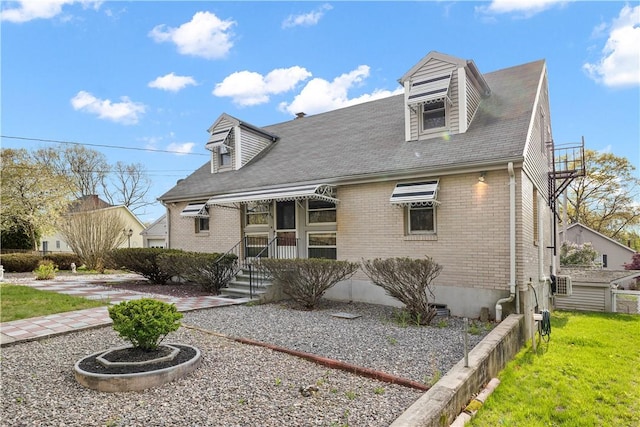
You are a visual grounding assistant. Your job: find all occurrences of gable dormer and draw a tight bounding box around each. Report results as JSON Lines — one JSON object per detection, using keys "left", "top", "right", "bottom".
{"left": 398, "top": 52, "right": 491, "bottom": 141}
{"left": 205, "top": 113, "right": 278, "bottom": 173}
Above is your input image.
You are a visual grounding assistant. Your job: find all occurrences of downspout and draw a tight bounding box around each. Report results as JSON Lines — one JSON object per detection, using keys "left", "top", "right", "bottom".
{"left": 496, "top": 162, "right": 517, "bottom": 321}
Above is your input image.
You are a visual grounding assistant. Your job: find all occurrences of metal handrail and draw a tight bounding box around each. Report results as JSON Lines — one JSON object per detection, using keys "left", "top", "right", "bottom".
{"left": 216, "top": 235, "right": 300, "bottom": 298}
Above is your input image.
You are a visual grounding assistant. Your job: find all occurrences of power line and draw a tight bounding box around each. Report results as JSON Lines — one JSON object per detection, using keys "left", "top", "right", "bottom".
{"left": 1, "top": 135, "right": 209, "bottom": 157}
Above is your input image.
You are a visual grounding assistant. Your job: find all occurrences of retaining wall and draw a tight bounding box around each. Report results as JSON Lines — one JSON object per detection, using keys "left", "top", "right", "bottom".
{"left": 391, "top": 314, "right": 524, "bottom": 426}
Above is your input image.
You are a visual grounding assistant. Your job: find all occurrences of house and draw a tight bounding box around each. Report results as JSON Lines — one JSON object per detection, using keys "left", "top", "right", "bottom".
{"left": 559, "top": 222, "right": 637, "bottom": 270}
{"left": 141, "top": 214, "right": 167, "bottom": 248}
{"left": 40, "top": 195, "right": 146, "bottom": 253}
{"left": 159, "top": 51, "right": 583, "bottom": 334}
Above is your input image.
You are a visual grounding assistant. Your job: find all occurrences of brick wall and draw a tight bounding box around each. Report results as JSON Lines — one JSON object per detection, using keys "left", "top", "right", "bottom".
{"left": 337, "top": 171, "right": 512, "bottom": 292}
{"left": 169, "top": 202, "right": 241, "bottom": 253}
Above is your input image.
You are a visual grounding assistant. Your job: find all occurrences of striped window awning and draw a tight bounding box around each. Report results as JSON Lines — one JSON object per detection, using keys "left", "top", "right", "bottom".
{"left": 205, "top": 128, "right": 232, "bottom": 151}
{"left": 208, "top": 184, "right": 339, "bottom": 207}
{"left": 390, "top": 180, "right": 440, "bottom": 207}
{"left": 407, "top": 73, "right": 452, "bottom": 105}
{"left": 180, "top": 202, "right": 209, "bottom": 218}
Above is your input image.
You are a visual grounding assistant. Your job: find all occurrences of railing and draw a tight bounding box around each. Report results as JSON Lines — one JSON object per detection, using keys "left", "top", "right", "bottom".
{"left": 215, "top": 235, "right": 300, "bottom": 298}
{"left": 611, "top": 289, "right": 640, "bottom": 314}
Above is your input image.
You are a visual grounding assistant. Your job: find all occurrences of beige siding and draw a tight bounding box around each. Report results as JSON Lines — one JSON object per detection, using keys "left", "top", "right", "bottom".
{"left": 466, "top": 75, "right": 481, "bottom": 127}
{"left": 169, "top": 202, "right": 241, "bottom": 253}
{"left": 240, "top": 128, "right": 272, "bottom": 167}
{"left": 554, "top": 284, "right": 607, "bottom": 312}
{"left": 211, "top": 116, "right": 237, "bottom": 173}
{"left": 407, "top": 58, "right": 460, "bottom": 141}
{"left": 337, "top": 172, "right": 511, "bottom": 292}
{"left": 523, "top": 73, "right": 551, "bottom": 198}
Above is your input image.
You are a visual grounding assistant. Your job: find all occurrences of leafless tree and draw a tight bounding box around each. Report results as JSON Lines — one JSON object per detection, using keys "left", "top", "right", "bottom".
{"left": 37, "top": 145, "right": 110, "bottom": 198}
{"left": 102, "top": 161, "right": 153, "bottom": 213}
{"left": 57, "top": 199, "right": 127, "bottom": 272}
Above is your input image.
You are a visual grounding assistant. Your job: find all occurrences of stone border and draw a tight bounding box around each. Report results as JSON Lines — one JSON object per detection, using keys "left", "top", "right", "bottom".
{"left": 390, "top": 314, "right": 524, "bottom": 426}
{"left": 74, "top": 343, "right": 201, "bottom": 392}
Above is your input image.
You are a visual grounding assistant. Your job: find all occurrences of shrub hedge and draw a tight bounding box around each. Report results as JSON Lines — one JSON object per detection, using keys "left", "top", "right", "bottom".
{"left": 107, "top": 248, "right": 184, "bottom": 284}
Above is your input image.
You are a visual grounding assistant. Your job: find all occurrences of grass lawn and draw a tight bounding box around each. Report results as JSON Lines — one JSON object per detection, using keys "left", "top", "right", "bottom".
{"left": 1, "top": 284, "right": 108, "bottom": 322}
{"left": 470, "top": 310, "right": 640, "bottom": 427}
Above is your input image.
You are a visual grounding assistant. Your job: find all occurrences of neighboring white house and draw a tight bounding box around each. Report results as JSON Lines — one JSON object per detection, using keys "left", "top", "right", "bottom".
{"left": 560, "top": 223, "right": 637, "bottom": 270}
{"left": 40, "top": 195, "right": 146, "bottom": 253}
{"left": 141, "top": 214, "right": 167, "bottom": 248}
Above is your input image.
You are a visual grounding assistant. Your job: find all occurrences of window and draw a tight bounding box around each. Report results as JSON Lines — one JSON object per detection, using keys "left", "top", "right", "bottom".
{"left": 602, "top": 254, "right": 608, "bottom": 268}
{"left": 308, "top": 232, "right": 337, "bottom": 259}
{"left": 219, "top": 150, "right": 231, "bottom": 167}
{"left": 56, "top": 240, "right": 61, "bottom": 249}
{"left": 196, "top": 217, "right": 209, "bottom": 233}
{"left": 422, "top": 100, "right": 446, "bottom": 131}
{"left": 245, "top": 202, "right": 270, "bottom": 225}
{"left": 307, "top": 199, "right": 336, "bottom": 224}
{"left": 407, "top": 205, "right": 435, "bottom": 234}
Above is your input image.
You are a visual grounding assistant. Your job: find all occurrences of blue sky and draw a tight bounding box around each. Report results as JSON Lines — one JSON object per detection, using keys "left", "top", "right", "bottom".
{"left": 2, "top": 1, "right": 639, "bottom": 224}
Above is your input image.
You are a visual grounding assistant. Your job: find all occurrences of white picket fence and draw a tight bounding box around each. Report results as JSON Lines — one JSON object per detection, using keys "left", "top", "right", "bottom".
{"left": 611, "top": 289, "right": 640, "bottom": 314}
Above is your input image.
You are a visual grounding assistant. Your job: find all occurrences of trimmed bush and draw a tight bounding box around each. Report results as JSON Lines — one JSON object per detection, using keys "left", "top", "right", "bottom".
{"left": 107, "top": 248, "right": 183, "bottom": 284}
{"left": 259, "top": 258, "right": 359, "bottom": 309}
{"left": 44, "top": 253, "right": 82, "bottom": 271}
{"left": 159, "top": 251, "right": 238, "bottom": 294}
{"left": 34, "top": 259, "right": 57, "bottom": 280}
{"left": 361, "top": 257, "right": 443, "bottom": 325}
{"left": 0, "top": 253, "right": 42, "bottom": 272}
{"left": 108, "top": 299, "right": 182, "bottom": 351}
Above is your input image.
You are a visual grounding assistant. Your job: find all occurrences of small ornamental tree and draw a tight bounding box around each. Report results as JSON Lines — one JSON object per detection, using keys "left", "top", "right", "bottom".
{"left": 259, "top": 258, "right": 359, "bottom": 309}
{"left": 108, "top": 299, "right": 182, "bottom": 351}
{"left": 560, "top": 242, "right": 598, "bottom": 267}
{"left": 361, "top": 256, "right": 443, "bottom": 325}
{"left": 624, "top": 253, "right": 640, "bottom": 270}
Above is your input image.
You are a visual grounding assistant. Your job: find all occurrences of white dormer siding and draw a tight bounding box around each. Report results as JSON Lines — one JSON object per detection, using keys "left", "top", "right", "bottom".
{"left": 206, "top": 113, "right": 277, "bottom": 173}
{"left": 399, "top": 52, "right": 489, "bottom": 142}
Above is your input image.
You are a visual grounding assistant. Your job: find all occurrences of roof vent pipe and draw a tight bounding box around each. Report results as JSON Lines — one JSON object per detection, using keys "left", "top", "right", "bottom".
{"left": 496, "top": 161, "right": 517, "bottom": 321}
{"left": 295, "top": 112, "right": 306, "bottom": 119}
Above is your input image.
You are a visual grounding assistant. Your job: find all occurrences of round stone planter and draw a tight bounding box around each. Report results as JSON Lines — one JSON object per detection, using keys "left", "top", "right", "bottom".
{"left": 74, "top": 343, "right": 201, "bottom": 392}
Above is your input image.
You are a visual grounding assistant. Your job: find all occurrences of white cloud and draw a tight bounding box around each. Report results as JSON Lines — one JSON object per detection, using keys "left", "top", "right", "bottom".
{"left": 282, "top": 3, "right": 333, "bottom": 28}
{"left": 148, "top": 72, "right": 197, "bottom": 92}
{"left": 70, "top": 90, "right": 146, "bottom": 125}
{"left": 149, "top": 11, "right": 235, "bottom": 60}
{"left": 477, "top": 0, "right": 569, "bottom": 18}
{"left": 1, "top": 0, "right": 102, "bottom": 23}
{"left": 166, "top": 142, "right": 195, "bottom": 155}
{"left": 583, "top": 5, "right": 640, "bottom": 87}
{"left": 279, "top": 65, "right": 403, "bottom": 116}
{"left": 213, "top": 66, "right": 312, "bottom": 106}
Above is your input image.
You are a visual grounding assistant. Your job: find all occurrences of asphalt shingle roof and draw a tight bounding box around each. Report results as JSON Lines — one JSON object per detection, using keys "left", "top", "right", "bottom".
{"left": 160, "top": 59, "right": 545, "bottom": 202}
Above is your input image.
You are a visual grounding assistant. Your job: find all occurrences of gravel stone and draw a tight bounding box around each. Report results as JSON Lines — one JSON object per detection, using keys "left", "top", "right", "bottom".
{"left": 1, "top": 299, "right": 491, "bottom": 426}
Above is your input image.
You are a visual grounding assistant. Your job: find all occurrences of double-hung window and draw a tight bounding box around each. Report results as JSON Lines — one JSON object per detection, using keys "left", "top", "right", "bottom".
{"left": 245, "top": 202, "right": 270, "bottom": 226}
{"left": 308, "top": 232, "right": 337, "bottom": 259}
{"left": 422, "top": 100, "right": 446, "bottom": 131}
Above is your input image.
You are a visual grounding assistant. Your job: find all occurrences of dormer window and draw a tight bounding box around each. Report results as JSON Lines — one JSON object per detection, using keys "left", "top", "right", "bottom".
{"left": 422, "top": 100, "right": 446, "bottom": 131}
{"left": 219, "top": 145, "right": 232, "bottom": 167}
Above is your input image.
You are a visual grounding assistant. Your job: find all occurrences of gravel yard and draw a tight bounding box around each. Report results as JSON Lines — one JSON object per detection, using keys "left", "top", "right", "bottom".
{"left": 1, "top": 286, "right": 491, "bottom": 426}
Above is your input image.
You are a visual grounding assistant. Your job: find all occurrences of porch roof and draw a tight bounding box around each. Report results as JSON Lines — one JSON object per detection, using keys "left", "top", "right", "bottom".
{"left": 207, "top": 184, "right": 339, "bottom": 207}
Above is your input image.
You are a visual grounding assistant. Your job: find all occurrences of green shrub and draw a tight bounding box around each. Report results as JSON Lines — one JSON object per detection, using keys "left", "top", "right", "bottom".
{"left": 107, "top": 248, "right": 183, "bottom": 284}
{"left": 159, "top": 251, "right": 238, "bottom": 293}
{"left": 108, "top": 299, "right": 182, "bottom": 351}
{"left": 44, "top": 253, "right": 82, "bottom": 271}
{"left": 0, "top": 253, "right": 42, "bottom": 272}
{"left": 259, "top": 258, "right": 359, "bottom": 309}
{"left": 361, "top": 257, "right": 443, "bottom": 325}
{"left": 34, "top": 259, "right": 57, "bottom": 280}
